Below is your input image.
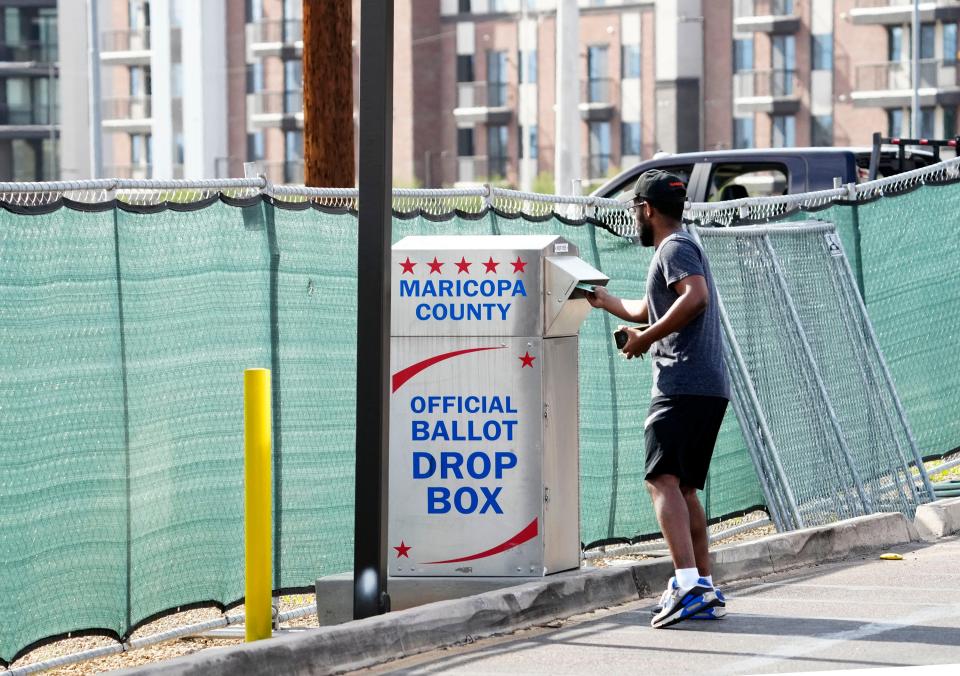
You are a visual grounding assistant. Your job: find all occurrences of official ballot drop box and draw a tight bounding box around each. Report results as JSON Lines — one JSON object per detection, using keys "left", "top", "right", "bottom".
{"left": 389, "top": 235, "right": 608, "bottom": 577}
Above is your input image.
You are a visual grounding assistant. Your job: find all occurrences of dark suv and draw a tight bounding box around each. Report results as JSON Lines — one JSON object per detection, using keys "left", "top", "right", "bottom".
{"left": 591, "top": 147, "right": 940, "bottom": 204}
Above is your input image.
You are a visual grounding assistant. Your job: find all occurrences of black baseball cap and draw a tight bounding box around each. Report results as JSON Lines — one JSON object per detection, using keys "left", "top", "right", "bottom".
{"left": 632, "top": 169, "right": 687, "bottom": 213}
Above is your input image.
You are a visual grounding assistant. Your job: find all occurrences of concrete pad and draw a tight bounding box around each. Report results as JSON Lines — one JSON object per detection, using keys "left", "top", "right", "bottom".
{"left": 915, "top": 497, "right": 960, "bottom": 540}
{"left": 315, "top": 573, "right": 567, "bottom": 626}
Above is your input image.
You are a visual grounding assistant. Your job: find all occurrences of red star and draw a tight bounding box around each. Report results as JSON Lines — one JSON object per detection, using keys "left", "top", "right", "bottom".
{"left": 483, "top": 257, "right": 500, "bottom": 273}
{"left": 399, "top": 257, "right": 416, "bottom": 275}
{"left": 519, "top": 352, "right": 536, "bottom": 368}
{"left": 394, "top": 541, "right": 411, "bottom": 558}
{"left": 427, "top": 257, "right": 444, "bottom": 274}
{"left": 511, "top": 257, "right": 528, "bottom": 274}
{"left": 455, "top": 257, "right": 472, "bottom": 274}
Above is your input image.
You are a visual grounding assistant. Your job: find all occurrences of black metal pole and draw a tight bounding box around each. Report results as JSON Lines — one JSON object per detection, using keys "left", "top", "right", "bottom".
{"left": 353, "top": 0, "right": 393, "bottom": 620}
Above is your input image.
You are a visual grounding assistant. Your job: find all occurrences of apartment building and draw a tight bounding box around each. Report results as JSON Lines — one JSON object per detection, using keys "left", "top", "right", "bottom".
{"left": 436, "top": 0, "right": 960, "bottom": 188}
{"left": 0, "top": 0, "right": 58, "bottom": 181}
{"left": 52, "top": 1, "right": 960, "bottom": 186}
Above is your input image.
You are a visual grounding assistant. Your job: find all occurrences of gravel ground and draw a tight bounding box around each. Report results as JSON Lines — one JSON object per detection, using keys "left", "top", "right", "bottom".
{"left": 5, "top": 594, "right": 318, "bottom": 676}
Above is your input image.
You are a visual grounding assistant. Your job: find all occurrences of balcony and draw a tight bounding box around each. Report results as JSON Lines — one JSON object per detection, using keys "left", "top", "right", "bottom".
{"left": 579, "top": 78, "right": 615, "bottom": 121}
{"left": 101, "top": 96, "right": 153, "bottom": 133}
{"left": 453, "top": 81, "right": 513, "bottom": 125}
{"left": 733, "top": 69, "right": 801, "bottom": 114}
{"left": 100, "top": 29, "right": 151, "bottom": 65}
{"left": 247, "top": 90, "right": 303, "bottom": 130}
{"left": 246, "top": 19, "right": 303, "bottom": 59}
{"left": 734, "top": 0, "right": 801, "bottom": 34}
{"left": 849, "top": 0, "right": 960, "bottom": 26}
{"left": 103, "top": 164, "right": 152, "bottom": 179}
{"left": 0, "top": 103, "right": 57, "bottom": 126}
{"left": 852, "top": 59, "right": 960, "bottom": 106}
{"left": 0, "top": 40, "right": 57, "bottom": 65}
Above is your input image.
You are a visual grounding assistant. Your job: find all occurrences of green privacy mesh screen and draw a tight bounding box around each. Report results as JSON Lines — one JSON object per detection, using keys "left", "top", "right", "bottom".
{"left": 2, "top": 182, "right": 954, "bottom": 662}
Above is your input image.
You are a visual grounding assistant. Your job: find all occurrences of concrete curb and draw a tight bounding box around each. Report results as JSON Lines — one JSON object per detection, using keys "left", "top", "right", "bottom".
{"left": 914, "top": 497, "right": 960, "bottom": 540}
{"left": 109, "top": 512, "right": 920, "bottom": 676}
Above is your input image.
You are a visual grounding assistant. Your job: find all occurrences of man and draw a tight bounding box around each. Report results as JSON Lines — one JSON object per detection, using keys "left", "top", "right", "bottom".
{"left": 587, "top": 170, "right": 731, "bottom": 629}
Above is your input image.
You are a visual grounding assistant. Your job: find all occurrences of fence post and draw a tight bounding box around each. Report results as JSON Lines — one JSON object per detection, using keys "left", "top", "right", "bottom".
{"left": 244, "top": 368, "right": 272, "bottom": 642}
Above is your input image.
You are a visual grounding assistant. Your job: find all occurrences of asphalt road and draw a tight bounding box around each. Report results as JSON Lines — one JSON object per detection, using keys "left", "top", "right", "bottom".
{"left": 359, "top": 537, "right": 960, "bottom": 675}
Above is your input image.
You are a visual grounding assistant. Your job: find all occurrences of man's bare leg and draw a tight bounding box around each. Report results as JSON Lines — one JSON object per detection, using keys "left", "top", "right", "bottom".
{"left": 683, "top": 486, "right": 710, "bottom": 579}
{"left": 646, "top": 474, "right": 696, "bottom": 570}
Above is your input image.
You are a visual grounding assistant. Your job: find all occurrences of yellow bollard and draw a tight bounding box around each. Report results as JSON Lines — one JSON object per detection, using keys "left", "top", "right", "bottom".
{"left": 244, "top": 368, "right": 272, "bottom": 642}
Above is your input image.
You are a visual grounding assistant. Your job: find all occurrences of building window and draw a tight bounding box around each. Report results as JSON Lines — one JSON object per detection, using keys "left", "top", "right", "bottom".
{"left": 920, "top": 107, "right": 935, "bottom": 138}
{"left": 945, "top": 107, "right": 957, "bottom": 138}
{"left": 888, "top": 26, "right": 903, "bottom": 61}
{"left": 284, "top": 59, "right": 302, "bottom": 91}
{"left": 733, "top": 38, "right": 754, "bottom": 72}
{"left": 812, "top": 115, "right": 833, "bottom": 147}
{"left": 3, "top": 7, "right": 20, "bottom": 45}
{"left": 621, "top": 44, "right": 640, "bottom": 79}
{"left": 621, "top": 122, "right": 641, "bottom": 156}
{"left": 946, "top": 23, "right": 958, "bottom": 64}
{"left": 888, "top": 108, "right": 904, "bottom": 136}
{"left": 458, "top": 0, "right": 471, "bottom": 12}
{"left": 920, "top": 23, "right": 935, "bottom": 60}
{"left": 456, "top": 54, "right": 474, "bottom": 82}
{"left": 772, "top": 115, "right": 796, "bottom": 147}
{"left": 487, "top": 124, "right": 508, "bottom": 178}
{"left": 588, "top": 121, "right": 611, "bottom": 177}
{"left": 283, "top": 0, "right": 301, "bottom": 20}
{"left": 457, "top": 127, "right": 474, "bottom": 156}
{"left": 486, "top": 50, "right": 508, "bottom": 106}
{"left": 129, "top": 66, "right": 151, "bottom": 96}
{"left": 519, "top": 125, "right": 538, "bottom": 159}
{"left": 285, "top": 130, "right": 303, "bottom": 160}
{"left": 734, "top": 118, "right": 754, "bottom": 149}
{"left": 520, "top": 50, "right": 537, "bottom": 84}
{"left": 772, "top": 35, "right": 796, "bottom": 95}
{"left": 247, "top": 62, "right": 264, "bottom": 94}
{"left": 587, "top": 45, "right": 609, "bottom": 103}
{"left": 247, "top": 132, "right": 265, "bottom": 161}
{"left": 812, "top": 34, "right": 832, "bottom": 71}
{"left": 131, "top": 133, "right": 152, "bottom": 165}
{"left": 773, "top": 0, "right": 794, "bottom": 13}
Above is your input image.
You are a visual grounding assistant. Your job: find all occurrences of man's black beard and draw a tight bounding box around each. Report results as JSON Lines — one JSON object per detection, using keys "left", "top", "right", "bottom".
{"left": 639, "top": 219, "right": 654, "bottom": 247}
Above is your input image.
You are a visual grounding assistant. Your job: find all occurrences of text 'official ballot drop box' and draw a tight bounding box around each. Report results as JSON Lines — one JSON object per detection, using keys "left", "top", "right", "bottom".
{"left": 389, "top": 235, "right": 608, "bottom": 577}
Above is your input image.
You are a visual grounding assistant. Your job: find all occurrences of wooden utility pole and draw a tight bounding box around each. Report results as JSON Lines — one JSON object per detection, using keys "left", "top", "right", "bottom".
{"left": 303, "top": 0, "right": 354, "bottom": 187}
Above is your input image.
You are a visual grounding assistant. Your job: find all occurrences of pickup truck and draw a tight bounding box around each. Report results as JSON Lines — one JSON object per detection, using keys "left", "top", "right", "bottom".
{"left": 591, "top": 146, "right": 940, "bottom": 204}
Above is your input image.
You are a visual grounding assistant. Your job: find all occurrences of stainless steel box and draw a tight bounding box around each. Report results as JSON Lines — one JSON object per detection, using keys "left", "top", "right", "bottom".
{"left": 389, "top": 235, "right": 607, "bottom": 577}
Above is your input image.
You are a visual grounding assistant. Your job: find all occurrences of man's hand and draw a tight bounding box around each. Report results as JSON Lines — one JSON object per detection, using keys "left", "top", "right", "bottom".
{"left": 585, "top": 285, "right": 610, "bottom": 310}
{"left": 619, "top": 324, "right": 654, "bottom": 360}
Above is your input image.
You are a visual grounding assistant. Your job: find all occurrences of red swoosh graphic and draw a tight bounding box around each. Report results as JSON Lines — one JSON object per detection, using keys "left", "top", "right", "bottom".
{"left": 424, "top": 517, "right": 539, "bottom": 565}
{"left": 391, "top": 347, "right": 504, "bottom": 393}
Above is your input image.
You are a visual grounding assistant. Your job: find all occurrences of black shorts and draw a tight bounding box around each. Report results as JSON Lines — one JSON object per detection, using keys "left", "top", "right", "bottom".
{"left": 644, "top": 394, "right": 728, "bottom": 490}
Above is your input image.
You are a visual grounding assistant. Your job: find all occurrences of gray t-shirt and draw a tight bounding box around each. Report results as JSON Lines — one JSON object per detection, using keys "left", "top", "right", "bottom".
{"left": 645, "top": 231, "right": 730, "bottom": 399}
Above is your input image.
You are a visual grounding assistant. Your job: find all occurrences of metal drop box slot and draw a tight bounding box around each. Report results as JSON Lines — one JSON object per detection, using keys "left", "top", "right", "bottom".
{"left": 389, "top": 235, "right": 607, "bottom": 577}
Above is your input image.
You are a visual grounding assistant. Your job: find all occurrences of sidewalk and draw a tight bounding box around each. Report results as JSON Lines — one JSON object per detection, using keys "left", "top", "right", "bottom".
{"left": 365, "top": 536, "right": 960, "bottom": 675}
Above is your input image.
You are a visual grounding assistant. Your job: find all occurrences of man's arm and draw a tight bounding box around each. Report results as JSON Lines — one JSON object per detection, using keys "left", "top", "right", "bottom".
{"left": 586, "top": 286, "right": 649, "bottom": 323}
{"left": 621, "top": 275, "right": 708, "bottom": 359}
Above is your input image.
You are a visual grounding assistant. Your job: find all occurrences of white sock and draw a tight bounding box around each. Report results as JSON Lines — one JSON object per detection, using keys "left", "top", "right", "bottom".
{"left": 703, "top": 574, "right": 714, "bottom": 587}
{"left": 675, "top": 567, "right": 700, "bottom": 589}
